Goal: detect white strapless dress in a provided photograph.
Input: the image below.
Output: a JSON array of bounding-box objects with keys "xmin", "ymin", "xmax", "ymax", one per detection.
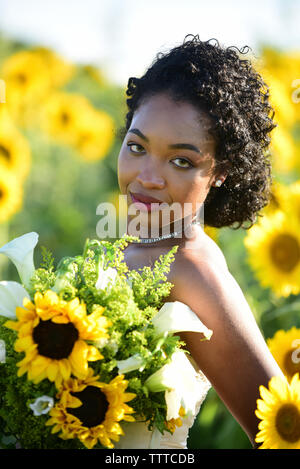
[{"xmin": 114, "ymin": 356, "xmax": 211, "ymax": 449}]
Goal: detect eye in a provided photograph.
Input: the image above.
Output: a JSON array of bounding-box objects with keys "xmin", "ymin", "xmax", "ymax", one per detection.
[
  {"xmin": 171, "ymin": 158, "xmax": 193, "ymax": 169},
  {"xmin": 127, "ymin": 143, "xmax": 144, "ymax": 154}
]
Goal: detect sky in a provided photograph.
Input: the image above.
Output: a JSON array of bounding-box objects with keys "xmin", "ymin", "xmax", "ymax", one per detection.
[{"xmin": 0, "ymin": 0, "xmax": 299, "ymax": 86}]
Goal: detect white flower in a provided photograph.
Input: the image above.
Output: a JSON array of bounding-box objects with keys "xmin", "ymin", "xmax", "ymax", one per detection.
[
  {"xmin": 116, "ymin": 354, "xmax": 146, "ymax": 374},
  {"xmin": 144, "ymin": 350, "xmax": 204, "ymax": 420},
  {"xmin": 152, "ymin": 301, "xmax": 213, "ymax": 339},
  {"xmin": 95, "ymin": 265, "xmax": 118, "ymax": 292},
  {"xmin": 29, "ymin": 396, "xmax": 54, "ymax": 416},
  {"xmin": 0, "ymin": 339, "xmax": 6, "ymax": 363},
  {"xmin": 94, "ymin": 337, "xmax": 119, "ymax": 355},
  {"xmin": 0, "ymin": 281, "xmax": 30, "ymax": 319},
  {"xmin": 0, "ymin": 232, "xmax": 39, "ymax": 289}
]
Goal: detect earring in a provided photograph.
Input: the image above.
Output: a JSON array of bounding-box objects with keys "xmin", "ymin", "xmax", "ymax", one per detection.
[{"xmin": 215, "ymin": 179, "xmax": 222, "ymax": 187}]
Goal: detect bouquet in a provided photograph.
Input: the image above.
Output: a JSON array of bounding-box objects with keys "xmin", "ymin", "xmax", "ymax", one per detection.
[{"xmin": 0, "ymin": 232, "xmax": 212, "ymax": 449}]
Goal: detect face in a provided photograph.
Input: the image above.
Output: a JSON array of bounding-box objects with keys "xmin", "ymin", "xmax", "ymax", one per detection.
[{"xmin": 117, "ymin": 92, "xmax": 218, "ymax": 237}]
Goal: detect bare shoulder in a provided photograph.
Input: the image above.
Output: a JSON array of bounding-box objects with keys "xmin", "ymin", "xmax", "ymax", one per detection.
[
  {"xmin": 168, "ymin": 241, "xmax": 246, "ymax": 319},
  {"xmin": 169, "ymin": 228, "xmax": 231, "ymax": 296},
  {"xmin": 182, "ymin": 227, "xmax": 229, "ymax": 273}
]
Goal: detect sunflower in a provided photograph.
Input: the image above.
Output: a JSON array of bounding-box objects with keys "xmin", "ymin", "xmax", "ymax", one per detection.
[
  {"xmin": 270, "ymin": 125, "xmax": 298, "ymax": 174},
  {"xmin": 45, "ymin": 370, "xmax": 136, "ymax": 449},
  {"xmin": 5, "ymin": 290, "xmax": 111, "ymax": 387},
  {"xmin": 244, "ymin": 210, "xmax": 300, "ymax": 297},
  {"xmin": 0, "ymin": 109, "xmax": 31, "ymax": 181},
  {"xmin": 258, "ymin": 50, "xmax": 300, "ymax": 174},
  {"xmin": 255, "ymin": 373, "xmax": 300, "ymax": 449},
  {"xmin": 1, "ymin": 49, "xmax": 52, "ymax": 125},
  {"xmin": 74, "ymin": 108, "xmax": 115, "ymax": 161},
  {"xmin": 30, "ymin": 46, "xmax": 75, "ymax": 88},
  {"xmin": 278, "ymin": 180, "xmax": 300, "ymax": 224},
  {"xmin": 267, "ymin": 328, "xmax": 300, "ymax": 382},
  {"xmin": 41, "ymin": 91, "xmax": 94, "ymax": 146},
  {"xmin": 0, "ymin": 165, "xmax": 23, "ymax": 223}
]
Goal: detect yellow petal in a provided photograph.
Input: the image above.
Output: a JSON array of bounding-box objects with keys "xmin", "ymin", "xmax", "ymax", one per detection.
[
  {"xmin": 47, "ymin": 361, "xmax": 59, "ymax": 382},
  {"xmin": 14, "ymin": 335, "xmax": 34, "ymax": 352},
  {"xmin": 58, "ymin": 359, "xmax": 71, "ymax": 381},
  {"xmin": 69, "ymin": 340, "xmax": 89, "ymax": 377},
  {"xmin": 87, "ymin": 346, "xmax": 103, "ymax": 361}
]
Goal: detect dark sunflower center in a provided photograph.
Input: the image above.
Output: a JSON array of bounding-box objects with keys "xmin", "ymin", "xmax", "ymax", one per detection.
[
  {"xmin": 16, "ymin": 73, "xmax": 27, "ymax": 84},
  {"xmin": 60, "ymin": 111, "xmax": 70, "ymax": 125},
  {"xmin": 32, "ymin": 319, "xmax": 79, "ymax": 359},
  {"xmin": 0, "ymin": 144, "xmax": 11, "ymax": 161},
  {"xmin": 67, "ymin": 386, "xmax": 109, "ymax": 428},
  {"xmin": 283, "ymin": 349, "xmax": 300, "ymax": 379},
  {"xmin": 270, "ymin": 234, "xmax": 300, "ymax": 272},
  {"xmin": 275, "ymin": 403, "xmax": 300, "ymax": 443}
]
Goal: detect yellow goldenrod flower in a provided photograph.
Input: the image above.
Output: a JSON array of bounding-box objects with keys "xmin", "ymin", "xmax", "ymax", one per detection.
[
  {"xmin": 45, "ymin": 370, "xmax": 136, "ymax": 449},
  {"xmin": 255, "ymin": 373, "xmax": 300, "ymax": 449},
  {"xmin": 244, "ymin": 210, "xmax": 300, "ymax": 298},
  {"xmin": 165, "ymin": 406, "xmax": 185, "ymax": 433},
  {"xmin": 0, "ymin": 165, "xmax": 23, "ymax": 223},
  {"xmin": 4, "ymin": 290, "xmax": 111, "ymax": 387},
  {"xmin": 267, "ymin": 328, "xmax": 300, "ymax": 383}
]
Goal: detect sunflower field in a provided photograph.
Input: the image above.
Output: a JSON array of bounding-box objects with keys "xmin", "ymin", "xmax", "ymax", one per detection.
[{"xmin": 0, "ymin": 32, "xmax": 299, "ymax": 449}]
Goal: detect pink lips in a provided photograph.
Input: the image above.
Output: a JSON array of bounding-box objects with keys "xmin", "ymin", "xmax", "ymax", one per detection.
[{"xmin": 130, "ymin": 192, "xmax": 163, "ymax": 212}]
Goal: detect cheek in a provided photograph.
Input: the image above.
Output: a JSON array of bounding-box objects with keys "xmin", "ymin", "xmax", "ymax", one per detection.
[
  {"xmin": 179, "ymin": 174, "xmax": 211, "ymax": 209},
  {"xmin": 117, "ymin": 149, "xmax": 134, "ymax": 192}
]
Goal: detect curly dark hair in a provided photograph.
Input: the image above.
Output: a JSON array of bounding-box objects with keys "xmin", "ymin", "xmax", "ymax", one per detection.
[{"xmin": 117, "ymin": 34, "xmax": 277, "ymax": 230}]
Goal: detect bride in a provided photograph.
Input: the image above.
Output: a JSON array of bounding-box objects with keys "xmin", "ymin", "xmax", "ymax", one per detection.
[{"xmin": 113, "ymin": 34, "xmax": 284, "ymax": 449}]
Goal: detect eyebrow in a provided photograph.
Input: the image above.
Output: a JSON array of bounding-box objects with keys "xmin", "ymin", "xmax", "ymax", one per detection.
[{"xmin": 127, "ymin": 128, "xmax": 203, "ymax": 155}]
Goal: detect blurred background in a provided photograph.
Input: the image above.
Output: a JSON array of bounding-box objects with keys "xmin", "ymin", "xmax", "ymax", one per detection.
[{"xmin": 0, "ymin": 0, "xmax": 299, "ymax": 449}]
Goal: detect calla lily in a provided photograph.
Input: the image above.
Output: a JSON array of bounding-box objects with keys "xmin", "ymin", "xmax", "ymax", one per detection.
[
  {"xmin": 116, "ymin": 353, "xmax": 146, "ymax": 374},
  {"xmin": 0, "ymin": 232, "xmax": 38, "ymax": 289},
  {"xmin": 152, "ymin": 301, "xmax": 213, "ymax": 339},
  {"xmin": 95, "ymin": 265, "xmax": 118, "ymax": 292},
  {"xmin": 144, "ymin": 350, "xmax": 205, "ymax": 420},
  {"xmin": 0, "ymin": 339, "xmax": 6, "ymax": 363},
  {"xmin": 116, "ymin": 302, "xmax": 212, "ymax": 376},
  {"xmin": 0, "ymin": 281, "xmax": 30, "ymax": 319}
]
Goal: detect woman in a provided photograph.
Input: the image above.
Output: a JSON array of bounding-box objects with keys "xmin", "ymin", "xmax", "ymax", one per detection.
[{"xmin": 115, "ymin": 34, "xmax": 284, "ymax": 449}]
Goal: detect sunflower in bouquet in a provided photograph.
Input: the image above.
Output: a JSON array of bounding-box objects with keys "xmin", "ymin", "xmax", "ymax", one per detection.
[{"xmin": 0, "ymin": 232, "xmax": 212, "ymax": 449}]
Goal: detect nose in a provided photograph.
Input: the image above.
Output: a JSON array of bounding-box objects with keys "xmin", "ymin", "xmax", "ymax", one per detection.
[{"xmin": 136, "ymin": 157, "xmax": 166, "ymax": 189}]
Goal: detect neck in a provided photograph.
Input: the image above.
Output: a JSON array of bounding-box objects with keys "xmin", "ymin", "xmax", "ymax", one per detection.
[{"xmin": 126, "ymin": 215, "xmax": 200, "ymax": 245}]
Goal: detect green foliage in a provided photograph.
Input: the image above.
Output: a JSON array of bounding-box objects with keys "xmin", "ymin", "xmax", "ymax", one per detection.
[{"xmin": 127, "ymin": 245, "xmax": 179, "ymax": 310}]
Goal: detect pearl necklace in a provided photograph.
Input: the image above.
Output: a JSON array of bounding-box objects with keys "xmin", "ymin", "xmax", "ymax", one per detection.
[{"xmin": 128, "ymin": 217, "xmax": 200, "ymax": 244}]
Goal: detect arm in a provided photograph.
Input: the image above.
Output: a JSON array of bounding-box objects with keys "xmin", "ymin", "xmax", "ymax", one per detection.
[{"xmin": 166, "ymin": 255, "xmax": 284, "ymax": 447}]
